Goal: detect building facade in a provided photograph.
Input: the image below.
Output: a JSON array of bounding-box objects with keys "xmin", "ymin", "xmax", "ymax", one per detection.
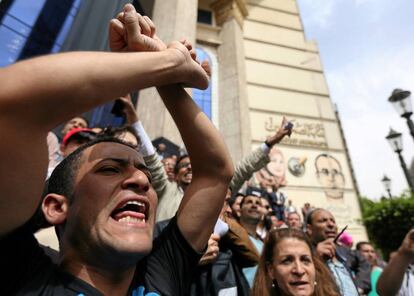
[{"xmin": 136, "ymin": 0, "xmax": 367, "ymax": 241}]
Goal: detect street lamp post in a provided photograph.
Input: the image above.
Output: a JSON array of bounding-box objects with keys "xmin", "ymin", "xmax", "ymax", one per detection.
[
  {"xmin": 385, "ymin": 128, "xmax": 414, "ymax": 193},
  {"xmin": 381, "ymin": 175, "xmax": 392, "ymax": 198},
  {"xmin": 388, "ymin": 88, "xmax": 414, "ymax": 142}
]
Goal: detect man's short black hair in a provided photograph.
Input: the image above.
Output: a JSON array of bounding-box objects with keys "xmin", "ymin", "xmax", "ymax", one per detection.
[
  {"xmin": 356, "ymin": 241, "xmax": 371, "ymax": 251},
  {"xmin": 98, "ymin": 125, "xmax": 141, "ymax": 148},
  {"xmin": 305, "ymin": 208, "xmax": 325, "ymax": 226},
  {"xmin": 47, "ymin": 136, "xmax": 137, "ymax": 202}
]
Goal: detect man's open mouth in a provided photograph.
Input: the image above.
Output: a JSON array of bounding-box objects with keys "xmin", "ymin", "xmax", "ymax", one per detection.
[{"xmin": 111, "ymin": 200, "xmax": 148, "ymax": 224}]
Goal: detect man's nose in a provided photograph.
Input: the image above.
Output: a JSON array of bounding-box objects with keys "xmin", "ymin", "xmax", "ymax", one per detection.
[{"xmin": 121, "ymin": 170, "xmax": 150, "ymax": 192}]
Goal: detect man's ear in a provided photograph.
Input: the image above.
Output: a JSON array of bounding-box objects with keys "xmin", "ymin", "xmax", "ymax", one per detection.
[{"xmin": 42, "ymin": 194, "xmax": 68, "ymax": 225}]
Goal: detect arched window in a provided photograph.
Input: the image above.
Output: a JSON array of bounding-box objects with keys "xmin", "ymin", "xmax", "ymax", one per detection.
[{"xmin": 193, "ymin": 46, "xmax": 219, "ymax": 127}]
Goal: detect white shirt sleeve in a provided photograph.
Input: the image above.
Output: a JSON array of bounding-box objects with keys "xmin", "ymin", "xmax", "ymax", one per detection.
[{"xmin": 131, "ymin": 121, "xmax": 156, "ymax": 156}]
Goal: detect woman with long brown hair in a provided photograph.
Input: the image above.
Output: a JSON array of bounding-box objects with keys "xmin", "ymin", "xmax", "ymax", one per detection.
[{"xmin": 252, "ymin": 228, "xmax": 339, "ymax": 296}]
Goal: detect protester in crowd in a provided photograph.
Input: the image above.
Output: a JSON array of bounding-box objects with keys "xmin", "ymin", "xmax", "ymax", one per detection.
[
  {"xmin": 269, "ymin": 214, "xmax": 281, "ymax": 229},
  {"xmin": 257, "ymin": 195, "xmax": 273, "ymax": 240},
  {"xmin": 356, "ymin": 241, "xmax": 383, "ymax": 296},
  {"xmin": 60, "ymin": 116, "xmax": 89, "ymax": 139},
  {"xmin": 302, "ymin": 202, "xmax": 313, "ymax": 220},
  {"xmin": 285, "ymin": 199, "xmax": 297, "ymax": 215},
  {"xmin": 238, "ymin": 187, "xmax": 266, "ymax": 287},
  {"xmin": 377, "ymin": 229, "xmax": 414, "ymax": 296},
  {"xmin": 162, "ymin": 156, "xmax": 177, "ymax": 182},
  {"xmin": 156, "ymin": 143, "xmax": 168, "ymax": 159},
  {"xmin": 0, "ymin": 5, "xmax": 233, "ymax": 295},
  {"xmin": 47, "ymin": 126, "xmax": 98, "ymax": 179},
  {"xmin": 189, "ymin": 189, "xmax": 258, "ymax": 296},
  {"xmin": 267, "ymin": 184, "xmax": 287, "ymax": 222},
  {"xmin": 306, "ymin": 208, "xmax": 371, "ymax": 295},
  {"xmin": 286, "ymin": 211, "xmax": 302, "ymax": 229},
  {"xmin": 60, "ymin": 127, "xmax": 97, "ymax": 157},
  {"xmin": 252, "ymin": 228, "xmax": 340, "ymax": 296}
]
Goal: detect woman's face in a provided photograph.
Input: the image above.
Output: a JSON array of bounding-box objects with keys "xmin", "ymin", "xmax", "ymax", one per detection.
[{"xmin": 267, "ymin": 238, "xmax": 316, "ymax": 296}]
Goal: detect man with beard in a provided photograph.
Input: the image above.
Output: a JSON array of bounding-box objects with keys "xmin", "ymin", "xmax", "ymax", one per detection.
[{"xmin": 306, "ymin": 208, "xmax": 371, "ymax": 295}]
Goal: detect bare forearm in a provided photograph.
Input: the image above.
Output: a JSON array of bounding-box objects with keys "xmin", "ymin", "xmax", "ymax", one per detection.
[
  {"xmin": 0, "ymin": 51, "xmax": 180, "ymax": 131},
  {"xmin": 157, "ymin": 84, "xmax": 233, "ymax": 251},
  {"xmin": 377, "ymin": 252, "xmax": 408, "ymax": 295}
]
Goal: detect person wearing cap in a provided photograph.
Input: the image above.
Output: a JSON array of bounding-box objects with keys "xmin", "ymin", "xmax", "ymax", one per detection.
[
  {"xmin": 60, "ymin": 127, "xmax": 97, "ymax": 157},
  {"xmin": 238, "ymin": 186, "xmax": 266, "ymax": 288},
  {"xmin": 306, "ymin": 208, "xmax": 371, "ymax": 295}
]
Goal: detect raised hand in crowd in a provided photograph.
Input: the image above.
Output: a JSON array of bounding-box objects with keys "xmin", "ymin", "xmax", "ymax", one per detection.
[
  {"xmin": 316, "ymin": 237, "xmax": 336, "ymax": 260},
  {"xmin": 265, "ymin": 116, "xmax": 293, "ymax": 147},
  {"xmin": 109, "ymin": 4, "xmax": 166, "ymax": 52},
  {"xmin": 118, "ymin": 94, "xmax": 138, "ymax": 124},
  {"xmin": 199, "ymin": 234, "xmax": 220, "ymax": 266},
  {"xmin": 377, "ymin": 229, "xmax": 414, "ymax": 296}
]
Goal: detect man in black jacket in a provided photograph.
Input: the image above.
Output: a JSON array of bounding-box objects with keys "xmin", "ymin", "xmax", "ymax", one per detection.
[{"xmin": 306, "ymin": 208, "xmax": 371, "ymax": 295}]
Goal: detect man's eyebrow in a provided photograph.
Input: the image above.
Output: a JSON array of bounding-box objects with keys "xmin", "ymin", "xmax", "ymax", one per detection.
[{"xmin": 98, "ymin": 158, "xmax": 149, "ymax": 171}]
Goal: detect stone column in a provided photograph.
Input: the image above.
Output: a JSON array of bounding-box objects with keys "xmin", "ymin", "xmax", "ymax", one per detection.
[
  {"xmin": 211, "ymin": 0, "xmax": 251, "ymax": 162},
  {"xmin": 136, "ymin": 0, "xmax": 198, "ymax": 146}
]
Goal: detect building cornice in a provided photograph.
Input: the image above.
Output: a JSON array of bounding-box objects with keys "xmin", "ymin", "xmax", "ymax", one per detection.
[{"xmin": 211, "ymin": 0, "xmax": 248, "ymax": 28}]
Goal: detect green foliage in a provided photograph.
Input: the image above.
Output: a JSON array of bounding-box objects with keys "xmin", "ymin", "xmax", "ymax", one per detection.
[{"xmin": 360, "ymin": 194, "xmax": 414, "ymax": 259}]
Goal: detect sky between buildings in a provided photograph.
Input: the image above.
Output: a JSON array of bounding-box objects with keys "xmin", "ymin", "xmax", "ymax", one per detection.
[{"xmin": 297, "ymin": 0, "xmax": 414, "ymax": 199}]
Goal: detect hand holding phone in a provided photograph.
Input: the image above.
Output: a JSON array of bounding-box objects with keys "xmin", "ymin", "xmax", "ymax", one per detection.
[{"xmin": 284, "ymin": 121, "xmax": 294, "ymax": 130}]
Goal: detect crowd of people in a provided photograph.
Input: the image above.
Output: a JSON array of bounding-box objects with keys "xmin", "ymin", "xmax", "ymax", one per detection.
[{"xmin": 0, "ymin": 4, "xmax": 413, "ymax": 296}]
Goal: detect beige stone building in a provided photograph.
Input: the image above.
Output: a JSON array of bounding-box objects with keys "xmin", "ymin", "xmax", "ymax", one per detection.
[{"xmin": 135, "ymin": 0, "xmax": 367, "ymax": 242}]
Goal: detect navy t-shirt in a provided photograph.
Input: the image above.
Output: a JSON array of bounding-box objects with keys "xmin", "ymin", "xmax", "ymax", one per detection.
[{"xmin": 0, "ymin": 217, "xmax": 201, "ymax": 295}]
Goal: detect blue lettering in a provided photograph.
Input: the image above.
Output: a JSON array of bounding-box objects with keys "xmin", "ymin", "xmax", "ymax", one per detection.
[{"xmin": 132, "ymin": 285, "xmax": 160, "ymax": 296}]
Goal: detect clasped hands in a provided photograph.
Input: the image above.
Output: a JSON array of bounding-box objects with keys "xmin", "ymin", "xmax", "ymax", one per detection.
[{"xmin": 109, "ymin": 4, "xmax": 210, "ymax": 89}]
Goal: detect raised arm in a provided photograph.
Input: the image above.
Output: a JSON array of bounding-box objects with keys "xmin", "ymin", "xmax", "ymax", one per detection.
[
  {"xmin": 111, "ymin": 4, "xmax": 233, "ymax": 251},
  {"xmin": 230, "ymin": 116, "xmax": 292, "ymax": 193},
  {"xmin": 0, "ymin": 44, "xmax": 208, "ymax": 238},
  {"xmin": 377, "ymin": 229, "xmax": 414, "ymax": 295},
  {"xmin": 119, "ymin": 95, "xmax": 171, "ymax": 200},
  {"xmin": 157, "ymin": 84, "xmax": 233, "ymax": 252}
]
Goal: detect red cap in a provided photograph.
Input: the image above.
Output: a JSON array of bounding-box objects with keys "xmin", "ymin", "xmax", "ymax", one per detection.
[{"xmin": 62, "ymin": 128, "xmax": 96, "ymax": 146}]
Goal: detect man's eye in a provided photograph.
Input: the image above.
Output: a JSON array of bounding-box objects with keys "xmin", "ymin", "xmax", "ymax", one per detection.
[{"xmin": 99, "ymin": 166, "xmax": 119, "ymax": 173}]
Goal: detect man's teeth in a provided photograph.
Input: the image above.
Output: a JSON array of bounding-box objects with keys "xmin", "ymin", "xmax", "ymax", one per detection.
[
  {"xmin": 125, "ymin": 201, "xmax": 144, "ymax": 207},
  {"xmin": 117, "ymin": 216, "xmax": 144, "ymax": 223}
]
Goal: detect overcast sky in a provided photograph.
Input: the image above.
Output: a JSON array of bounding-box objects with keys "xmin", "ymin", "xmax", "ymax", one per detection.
[{"xmin": 296, "ymin": 0, "xmax": 414, "ymax": 199}]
